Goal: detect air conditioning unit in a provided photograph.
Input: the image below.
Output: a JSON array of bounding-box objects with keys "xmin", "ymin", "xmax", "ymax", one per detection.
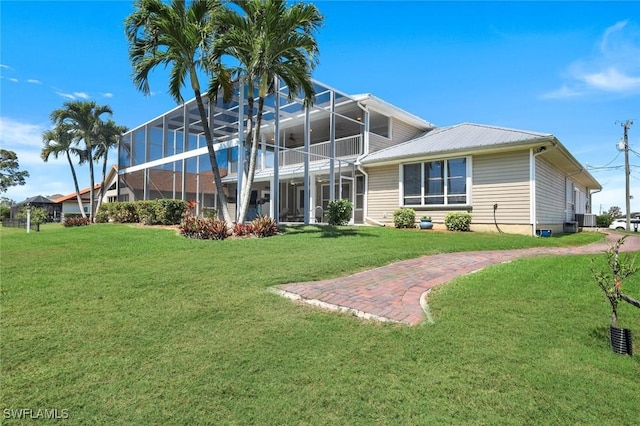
[{"xmin": 575, "ymin": 213, "xmax": 597, "ymax": 227}]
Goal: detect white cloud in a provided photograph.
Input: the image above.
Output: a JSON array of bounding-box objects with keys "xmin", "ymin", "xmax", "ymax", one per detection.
[
  {"xmin": 0, "ymin": 117, "xmax": 51, "ymax": 169},
  {"xmin": 0, "ymin": 64, "xmax": 11, "ymax": 70},
  {"xmin": 541, "ymin": 84, "xmax": 584, "ymax": 99},
  {"xmin": 54, "ymin": 91, "xmax": 91, "ymax": 100},
  {"xmin": 545, "ymin": 20, "xmax": 640, "ymax": 98},
  {"xmin": 581, "ymin": 67, "xmax": 640, "ymax": 91},
  {"xmin": 27, "ymin": 79, "xmax": 42, "ymax": 84},
  {"xmin": 600, "ymin": 20, "xmax": 628, "ymax": 53},
  {"xmin": 102, "ymin": 92, "xmax": 114, "ymax": 98},
  {"xmin": 0, "ymin": 116, "xmax": 89, "ymax": 202},
  {"xmin": 0, "ymin": 117, "xmax": 46, "ymax": 150},
  {"xmin": 73, "ymin": 92, "xmax": 90, "ymax": 100},
  {"xmin": 8, "ymin": 78, "xmax": 18, "ymax": 83},
  {"xmin": 55, "ymin": 91, "xmax": 76, "ymax": 100}
]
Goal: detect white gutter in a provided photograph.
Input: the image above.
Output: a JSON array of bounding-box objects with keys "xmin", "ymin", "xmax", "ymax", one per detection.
[
  {"xmin": 530, "ymin": 142, "xmax": 558, "ymax": 236},
  {"xmin": 588, "ymin": 188, "xmax": 602, "ymax": 216}
]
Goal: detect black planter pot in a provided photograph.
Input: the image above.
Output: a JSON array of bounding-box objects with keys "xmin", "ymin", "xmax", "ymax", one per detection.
[{"xmin": 610, "ymin": 326, "xmax": 633, "ymax": 356}]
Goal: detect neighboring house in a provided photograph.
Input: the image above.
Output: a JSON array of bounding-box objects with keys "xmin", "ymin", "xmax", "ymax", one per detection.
[
  {"xmin": 10, "ymin": 195, "xmax": 62, "ymax": 222},
  {"xmin": 53, "ymin": 185, "xmax": 101, "ymax": 218},
  {"xmin": 53, "ymin": 165, "xmax": 120, "ymax": 218},
  {"xmin": 117, "ymin": 79, "xmax": 600, "ymax": 235}
]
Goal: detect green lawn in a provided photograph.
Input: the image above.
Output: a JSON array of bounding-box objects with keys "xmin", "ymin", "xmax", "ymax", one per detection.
[{"xmin": 1, "ymin": 224, "xmax": 638, "ymax": 424}]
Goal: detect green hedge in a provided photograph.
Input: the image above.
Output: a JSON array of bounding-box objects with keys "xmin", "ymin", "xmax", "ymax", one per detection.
[{"xmin": 96, "ymin": 199, "xmax": 188, "ymax": 225}]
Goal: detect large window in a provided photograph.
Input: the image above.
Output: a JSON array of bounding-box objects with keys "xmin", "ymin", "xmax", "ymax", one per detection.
[{"xmin": 402, "ymin": 158, "xmax": 468, "ymax": 206}]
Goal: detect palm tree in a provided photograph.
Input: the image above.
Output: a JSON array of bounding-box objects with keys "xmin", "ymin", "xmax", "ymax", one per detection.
[
  {"xmin": 94, "ymin": 120, "xmax": 128, "ymax": 214},
  {"xmin": 41, "ymin": 123, "xmax": 87, "ymax": 218},
  {"xmin": 213, "ymin": 0, "xmax": 322, "ymax": 224},
  {"xmin": 125, "ymin": 0, "xmax": 233, "ymax": 223},
  {"xmin": 50, "ymin": 100, "xmax": 113, "ymax": 221}
]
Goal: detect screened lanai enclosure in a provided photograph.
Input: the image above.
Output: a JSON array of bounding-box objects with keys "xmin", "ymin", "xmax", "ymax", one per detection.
[{"xmin": 117, "ymin": 79, "xmax": 379, "ymax": 224}]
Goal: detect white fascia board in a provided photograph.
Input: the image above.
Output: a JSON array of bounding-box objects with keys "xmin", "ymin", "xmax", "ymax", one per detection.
[
  {"xmin": 119, "ymin": 139, "xmax": 238, "ymax": 175},
  {"xmin": 351, "ymin": 93, "xmax": 434, "ymax": 129}
]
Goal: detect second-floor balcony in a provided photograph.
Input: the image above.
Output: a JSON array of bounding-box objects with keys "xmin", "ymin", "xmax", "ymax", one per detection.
[{"xmin": 229, "ymin": 134, "xmax": 362, "ymax": 174}]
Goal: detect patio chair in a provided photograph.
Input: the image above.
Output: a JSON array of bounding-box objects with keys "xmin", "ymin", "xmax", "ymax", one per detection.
[{"xmin": 315, "ymin": 206, "xmax": 324, "ymax": 223}]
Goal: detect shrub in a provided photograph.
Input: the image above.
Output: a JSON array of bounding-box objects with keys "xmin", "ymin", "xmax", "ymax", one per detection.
[
  {"xmin": 327, "ymin": 199, "xmax": 353, "ymax": 226},
  {"xmin": 207, "ymin": 218, "xmax": 230, "ymax": 240},
  {"xmin": 444, "ymin": 212, "xmax": 472, "ymax": 231},
  {"xmin": 95, "ymin": 205, "xmax": 109, "ymax": 223},
  {"xmin": 596, "ymin": 213, "xmax": 613, "ymax": 228},
  {"xmin": 135, "ymin": 201, "xmax": 158, "ymax": 225},
  {"xmin": 179, "ymin": 211, "xmax": 229, "ymax": 240},
  {"xmin": 108, "ymin": 202, "xmax": 139, "ymax": 223},
  {"xmin": 233, "ymin": 222, "xmax": 252, "ymax": 237},
  {"xmin": 250, "ymin": 215, "xmax": 279, "ymax": 238},
  {"xmin": 202, "ymin": 207, "xmax": 218, "ymax": 220},
  {"xmin": 16, "ymin": 206, "xmax": 48, "ymax": 224},
  {"xmin": 97, "ymin": 200, "xmax": 187, "ymax": 225},
  {"xmin": 393, "ymin": 208, "xmax": 416, "ymax": 228},
  {"xmin": 63, "ymin": 217, "xmax": 91, "ymax": 227},
  {"xmin": 155, "ymin": 199, "xmax": 187, "ymax": 225},
  {"xmin": 0, "ymin": 205, "xmax": 10, "ymax": 219}
]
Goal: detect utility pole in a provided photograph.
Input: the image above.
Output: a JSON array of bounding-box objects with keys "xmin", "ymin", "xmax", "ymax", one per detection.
[{"xmin": 623, "ymin": 120, "xmax": 634, "ymax": 231}]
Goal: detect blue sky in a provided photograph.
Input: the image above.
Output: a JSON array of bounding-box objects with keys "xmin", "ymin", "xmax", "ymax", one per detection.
[{"xmin": 1, "ymin": 1, "xmax": 639, "ymax": 214}]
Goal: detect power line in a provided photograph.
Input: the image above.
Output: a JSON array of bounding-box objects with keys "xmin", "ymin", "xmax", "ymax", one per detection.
[{"xmin": 586, "ymin": 150, "xmax": 622, "ymax": 170}]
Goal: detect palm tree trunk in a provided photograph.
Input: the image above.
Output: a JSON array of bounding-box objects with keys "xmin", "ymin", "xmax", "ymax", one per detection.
[
  {"xmin": 193, "ymin": 88, "xmax": 232, "ymax": 224},
  {"xmin": 95, "ymin": 155, "xmax": 108, "ymax": 215},
  {"xmin": 88, "ymin": 146, "xmax": 96, "ymax": 222},
  {"xmin": 237, "ymin": 94, "xmax": 263, "ymax": 224},
  {"xmin": 66, "ymin": 151, "xmax": 87, "ymax": 219}
]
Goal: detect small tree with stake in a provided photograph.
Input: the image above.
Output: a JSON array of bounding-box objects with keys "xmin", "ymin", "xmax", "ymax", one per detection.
[{"xmin": 591, "ymin": 236, "xmax": 640, "ymax": 354}]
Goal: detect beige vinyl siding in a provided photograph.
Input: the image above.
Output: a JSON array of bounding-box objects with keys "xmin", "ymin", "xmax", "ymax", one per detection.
[
  {"xmin": 472, "ymin": 151, "xmax": 531, "ymax": 224},
  {"xmin": 365, "ymin": 164, "xmax": 400, "ymax": 224},
  {"xmin": 536, "ymin": 156, "xmax": 566, "ymax": 224},
  {"xmin": 369, "ymin": 119, "xmax": 425, "ymax": 153}
]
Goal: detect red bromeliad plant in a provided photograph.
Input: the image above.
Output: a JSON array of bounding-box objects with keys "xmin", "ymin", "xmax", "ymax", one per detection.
[
  {"xmin": 232, "ymin": 222, "xmax": 253, "ymax": 237},
  {"xmin": 179, "ymin": 210, "xmax": 229, "ymax": 240},
  {"xmin": 249, "ymin": 215, "xmax": 279, "ymax": 238}
]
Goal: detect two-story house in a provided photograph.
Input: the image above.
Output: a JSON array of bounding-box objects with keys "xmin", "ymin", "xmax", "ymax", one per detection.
[{"xmin": 117, "ymin": 78, "xmax": 601, "ymax": 235}]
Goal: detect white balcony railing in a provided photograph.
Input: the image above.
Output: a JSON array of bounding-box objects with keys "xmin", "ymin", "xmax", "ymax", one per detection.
[
  {"xmin": 279, "ymin": 135, "xmax": 361, "ymax": 166},
  {"xmin": 229, "ymin": 134, "xmax": 361, "ymax": 173}
]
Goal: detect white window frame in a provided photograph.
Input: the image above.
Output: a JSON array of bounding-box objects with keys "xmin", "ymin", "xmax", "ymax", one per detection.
[{"xmin": 399, "ymin": 156, "xmax": 472, "ymax": 207}]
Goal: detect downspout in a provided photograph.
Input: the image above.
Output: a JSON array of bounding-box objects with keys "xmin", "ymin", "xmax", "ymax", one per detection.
[
  {"xmin": 356, "ymin": 163, "xmax": 378, "ymax": 225},
  {"xmin": 356, "ymin": 101, "xmax": 378, "ymax": 226},
  {"xmin": 531, "ymin": 142, "xmax": 558, "ymax": 236},
  {"xmin": 588, "ymin": 188, "xmax": 602, "ymax": 215}
]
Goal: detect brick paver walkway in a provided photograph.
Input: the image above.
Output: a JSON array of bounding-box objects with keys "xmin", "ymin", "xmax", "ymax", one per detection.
[{"xmin": 274, "ymin": 232, "xmax": 640, "ymax": 325}]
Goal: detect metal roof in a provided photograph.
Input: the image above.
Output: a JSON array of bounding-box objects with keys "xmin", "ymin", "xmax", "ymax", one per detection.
[
  {"xmin": 222, "ymin": 157, "xmax": 358, "ymax": 183},
  {"xmin": 350, "ymin": 93, "xmax": 434, "ymax": 129},
  {"xmin": 359, "ymin": 122, "xmax": 601, "ymax": 190},
  {"xmin": 360, "ymin": 123, "xmax": 551, "ymax": 164}
]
